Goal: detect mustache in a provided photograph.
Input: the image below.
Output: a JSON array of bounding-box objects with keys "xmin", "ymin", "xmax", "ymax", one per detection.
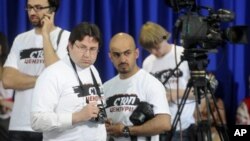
[{"xmin": 118, "ymin": 62, "xmax": 128, "ymax": 66}]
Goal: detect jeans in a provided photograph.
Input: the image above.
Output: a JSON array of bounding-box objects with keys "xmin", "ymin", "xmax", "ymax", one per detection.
[{"xmin": 8, "ymin": 131, "xmax": 42, "ymax": 141}]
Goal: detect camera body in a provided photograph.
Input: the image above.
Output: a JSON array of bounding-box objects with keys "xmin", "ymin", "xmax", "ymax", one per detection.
[
  {"xmin": 90, "ymin": 104, "xmax": 107, "ymax": 124},
  {"xmin": 130, "ymin": 101, "xmax": 154, "ymax": 125},
  {"xmin": 166, "ymin": 0, "xmax": 248, "ymax": 50}
]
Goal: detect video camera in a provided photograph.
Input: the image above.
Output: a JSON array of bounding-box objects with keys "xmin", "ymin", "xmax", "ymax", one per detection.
[
  {"xmin": 165, "ymin": 0, "xmax": 249, "ymax": 73},
  {"xmin": 165, "ymin": 0, "xmax": 249, "ymax": 51}
]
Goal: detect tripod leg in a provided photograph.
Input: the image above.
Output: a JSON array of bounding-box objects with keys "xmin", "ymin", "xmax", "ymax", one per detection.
[
  {"xmin": 206, "ymin": 81, "xmax": 230, "ymax": 141},
  {"xmin": 168, "ymin": 81, "xmax": 193, "ymax": 141}
]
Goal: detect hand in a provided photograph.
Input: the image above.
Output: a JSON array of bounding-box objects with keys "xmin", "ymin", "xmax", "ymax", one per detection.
[
  {"xmin": 105, "ymin": 118, "xmax": 112, "ymax": 126},
  {"xmin": 105, "ymin": 122, "xmax": 125, "ymax": 137},
  {"xmin": 72, "ymin": 101, "xmax": 100, "ymax": 124},
  {"xmin": 41, "ymin": 12, "xmax": 55, "ymax": 36}
]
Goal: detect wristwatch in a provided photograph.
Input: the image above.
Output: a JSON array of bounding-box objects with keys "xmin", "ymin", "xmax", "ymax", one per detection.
[{"xmin": 122, "ymin": 126, "xmax": 130, "ymax": 138}]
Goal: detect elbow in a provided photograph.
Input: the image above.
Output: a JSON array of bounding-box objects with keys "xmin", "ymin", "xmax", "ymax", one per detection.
[
  {"xmin": 165, "ymin": 122, "xmax": 172, "ymax": 131},
  {"xmin": 31, "ymin": 113, "xmax": 43, "ymax": 132},
  {"xmin": 163, "ymin": 115, "xmax": 172, "ymax": 131}
]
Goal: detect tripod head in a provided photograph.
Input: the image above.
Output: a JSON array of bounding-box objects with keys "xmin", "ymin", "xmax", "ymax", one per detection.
[{"xmin": 182, "ymin": 48, "xmax": 209, "ymax": 99}]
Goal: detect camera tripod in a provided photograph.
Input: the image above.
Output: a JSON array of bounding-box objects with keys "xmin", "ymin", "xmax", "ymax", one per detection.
[{"xmin": 164, "ymin": 49, "xmax": 230, "ymax": 141}]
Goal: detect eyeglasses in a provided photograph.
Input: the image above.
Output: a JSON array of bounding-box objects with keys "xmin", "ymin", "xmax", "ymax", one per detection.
[
  {"xmin": 74, "ymin": 42, "xmax": 99, "ymax": 55},
  {"xmin": 25, "ymin": 5, "xmax": 51, "ymax": 12}
]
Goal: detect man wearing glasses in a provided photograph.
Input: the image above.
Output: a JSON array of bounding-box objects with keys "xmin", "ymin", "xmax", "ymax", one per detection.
[
  {"xmin": 2, "ymin": 0, "xmax": 70, "ymax": 140},
  {"xmin": 31, "ymin": 22, "xmax": 106, "ymax": 141}
]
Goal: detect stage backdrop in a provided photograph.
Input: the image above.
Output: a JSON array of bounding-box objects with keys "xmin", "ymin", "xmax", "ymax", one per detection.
[{"xmin": 0, "ymin": 0, "xmax": 250, "ymax": 127}]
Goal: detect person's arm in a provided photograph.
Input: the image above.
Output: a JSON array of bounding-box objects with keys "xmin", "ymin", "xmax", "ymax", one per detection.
[
  {"xmin": 106, "ymin": 114, "xmax": 171, "ymax": 137},
  {"xmin": 31, "ymin": 112, "xmax": 72, "ymax": 132},
  {"xmin": 129, "ymin": 114, "xmax": 171, "ymax": 136},
  {"xmin": 2, "ymin": 67, "xmax": 37, "ymax": 90},
  {"xmin": 31, "ymin": 102, "xmax": 100, "ymax": 132},
  {"xmin": 42, "ymin": 32, "xmax": 59, "ymax": 67},
  {"xmin": 72, "ymin": 102, "xmax": 100, "ymax": 124},
  {"xmin": 41, "ymin": 12, "xmax": 60, "ymax": 67},
  {"xmin": 167, "ymin": 88, "xmax": 195, "ymax": 102}
]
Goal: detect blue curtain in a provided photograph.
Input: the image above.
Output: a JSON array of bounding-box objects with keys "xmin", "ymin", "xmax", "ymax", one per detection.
[{"xmin": 1, "ymin": 0, "xmax": 250, "ymax": 127}]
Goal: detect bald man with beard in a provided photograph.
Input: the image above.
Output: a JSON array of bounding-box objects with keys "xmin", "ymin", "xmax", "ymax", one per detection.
[{"xmin": 104, "ymin": 33, "xmax": 171, "ymax": 141}]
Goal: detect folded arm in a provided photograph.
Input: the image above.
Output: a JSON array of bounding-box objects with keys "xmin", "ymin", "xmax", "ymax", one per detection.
[
  {"xmin": 106, "ymin": 114, "xmax": 171, "ymax": 137},
  {"xmin": 2, "ymin": 67, "xmax": 37, "ymax": 90}
]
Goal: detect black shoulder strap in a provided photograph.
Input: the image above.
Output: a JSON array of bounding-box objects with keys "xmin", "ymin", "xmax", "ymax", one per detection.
[{"xmin": 55, "ymin": 29, "xmax": 64, "ymax": 51}]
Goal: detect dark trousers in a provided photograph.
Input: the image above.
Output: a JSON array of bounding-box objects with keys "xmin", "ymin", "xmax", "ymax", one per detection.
[
  {"xmin": 0, "ymin": 118, "xmax": 10, "ymax": 141},
  {"xmin": 8, "ymin": 131, "xmax": 42, "ymax": 141}
]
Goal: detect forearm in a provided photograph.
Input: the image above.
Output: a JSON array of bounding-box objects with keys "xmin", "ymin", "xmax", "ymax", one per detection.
[
  {"xmin": 167, "ymin": 88, "xmax": 195, "ymax": 102},
  {"xmin": 3, "ymin": 67, "xmax": 37, "ymax": 90},
  {"xmin": 129, "ymin": 114, "xmax": 171, "ymax": 136},
  {"xmin": 72, "ymin": 111, "xmax": 88, "ymax": 124},
  {"xmin": 42, "ymin": 34, "xmax": 59, "ymax": 67}
]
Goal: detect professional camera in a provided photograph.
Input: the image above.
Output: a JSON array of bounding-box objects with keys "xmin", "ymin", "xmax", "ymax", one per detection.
[
  {"xmin": 165, "ymin": 0, "xmax": 249, "ymax": 51},
  {"xmin": 90, "ymin": 104, "xmax": 107, "ymax": 124},
  {"xmin": 130, "ymin": 101, "xmax": 154, "ymax": 125}
]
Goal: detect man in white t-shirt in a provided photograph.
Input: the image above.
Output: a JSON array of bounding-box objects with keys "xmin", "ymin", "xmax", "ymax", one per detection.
[
  {"xmin": 31, "ymin": 22, "xmax": 106, "ymax": 141},
  {"xmin": 104, "ymin": 32, "xmax": 171, "ymax": 141},
  {"xmin": 2, "ymin": 0, "xmax": 70, "ymax": 140},
  {"xmin": 139, "ymin": 22, "xmax": 196, "ymax": 141}
]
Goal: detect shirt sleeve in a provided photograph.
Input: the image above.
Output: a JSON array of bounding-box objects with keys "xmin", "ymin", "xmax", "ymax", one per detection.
[
  {"xmin": 31, "ymin": 112, "xmax": 72, "ymax": 132},
  {"xmin": 3, "ymin": 37, "xmax": 20, "ymax": 69},
  {"xmin": 56, "ymin": 31, "xmax": 70, "ymax": 59},
  {"xmin": 145, "ymin": 74, "xmax": 171, "ymax": 116},
  {"xmin": 31, "ymin": 67, "xmax": 72, "ymax": 132}
]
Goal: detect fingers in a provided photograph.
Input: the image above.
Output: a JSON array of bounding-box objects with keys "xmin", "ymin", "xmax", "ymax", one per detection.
[
  {"xmin": 43, "ymin": 12, "xmax": 54, "ymax": 20},
  {"xmin": 86, "ymin": 101, "xmax": 100, "ymax": 120},
  {"xmin": 105, "ymin": 118, "xmax": 112, "ymax": 125}
]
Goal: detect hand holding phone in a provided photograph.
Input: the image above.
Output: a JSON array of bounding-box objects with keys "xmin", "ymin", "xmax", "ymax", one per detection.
[{"xmin": 40, "ymin": 9, "xmax": 55, "ymax": 36}]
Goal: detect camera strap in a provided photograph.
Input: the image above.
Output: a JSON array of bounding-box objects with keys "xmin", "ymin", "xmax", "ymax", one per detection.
[
  {"xmin": 68, "ymin": 55, "xmax": 101, "ymax": 97},
  {"xmin": 55, "ymin": 29, "xmax": 64, "ymax": 52},
  {"xmin": 68, "ymin": 55, "xmax": 107, "ymax": 116}
]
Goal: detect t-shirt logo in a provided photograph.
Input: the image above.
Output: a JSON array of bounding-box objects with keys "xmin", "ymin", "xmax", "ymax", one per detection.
[
  {"xmin": 20, "ymin": 48, "xmax": 44, "ymax": 64},
  {"xmin": 106, "ymin": 94, "xmax": 139, "ymax": 108},
  {"xmin": 106, "ymin": 94, "xmax": 140, "ymax": 113},
  {"xmin": 73, "ymin": 84, "xmax": 103, "ymax": 102},
  {"xmin": 151, "ymin": 68, "xmax": 183, "ymax": 84},
  {"xmin": 73, "ymin": 84, "xmax": 97, "ymax": 97}
]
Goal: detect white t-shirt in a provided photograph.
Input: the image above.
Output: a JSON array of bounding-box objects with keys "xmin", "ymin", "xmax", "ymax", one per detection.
[
  {"xmin": 104, "ymin": 69, "xmax": 171, "ymax": 141},
  {"xmin": 4, "ymin": 27, "xmax": 70, "ymax": 131},
  {"xmin": 142, "ymin": 44, "xmax": 195, "ymax": 131},
  {"xmin": 31, "ymin": 56, "xmax": 106, "ymax": 141}
]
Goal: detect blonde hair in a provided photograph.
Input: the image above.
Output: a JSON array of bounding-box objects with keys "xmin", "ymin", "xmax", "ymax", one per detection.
[{"xmin": 139, "ymin": 21, "xmax": 171, "ymax": 49}]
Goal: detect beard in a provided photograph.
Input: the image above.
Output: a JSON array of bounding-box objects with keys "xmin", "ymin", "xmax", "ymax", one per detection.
[
  {"xmin": 29, "ymin": 16, "xmax": 43, "ymax": 28},
  {"xmin": 31, "ymin": 20, "xmax": 42, "ymax": 28},
  {"xmin": 117, "ymin": 63, "xmax": 130, "ymax": 74}
]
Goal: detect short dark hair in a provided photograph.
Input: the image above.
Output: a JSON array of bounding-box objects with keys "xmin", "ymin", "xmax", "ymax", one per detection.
[
  {"xmin": 69, "ymin": 22, "xmax": 102, "ymax": 47},
  {"xmin": 48, "ymin": 0, "xmax": 60, "ymax": 12}
]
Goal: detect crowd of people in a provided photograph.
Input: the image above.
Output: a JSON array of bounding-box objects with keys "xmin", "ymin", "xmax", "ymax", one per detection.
[{"xmin": 0, "ymin": 0, "xmax": 250, "ymax": 141}]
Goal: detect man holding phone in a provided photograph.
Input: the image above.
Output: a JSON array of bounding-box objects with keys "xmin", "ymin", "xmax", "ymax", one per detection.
[{"xmin": 2, "ymin": 0, "xmax": 70, "ymax": 141}]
